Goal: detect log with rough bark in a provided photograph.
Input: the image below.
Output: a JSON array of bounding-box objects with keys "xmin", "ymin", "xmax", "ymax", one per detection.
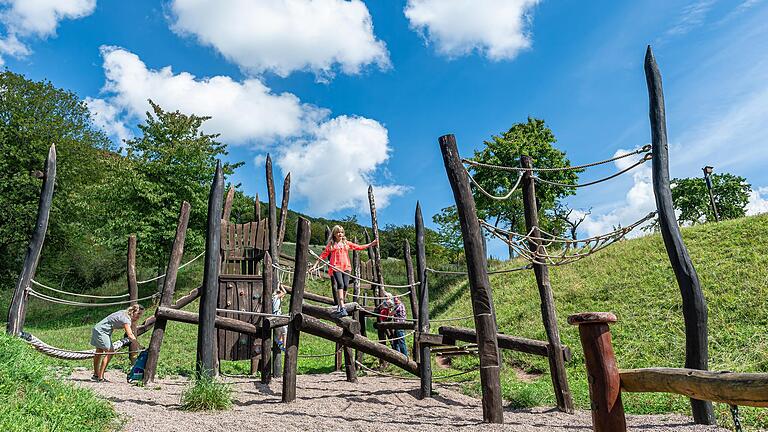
[
  {"xmin": 261, "ymin": 252, "xmax": 274, "ymax": 383},
  {"xmin": 282, "ymin": 217, "xmax": 310, "ymax": 403},
  {"xmin": 438, "ymin": 326, "xmax": 571, "ymax": 362},
  {"xmin": 415, "ymin": 202, "xmax": 431, "ymax": 399},
  {"xmin": 135, "ymin": 286, "xmax": 200, "ymax": 336}
]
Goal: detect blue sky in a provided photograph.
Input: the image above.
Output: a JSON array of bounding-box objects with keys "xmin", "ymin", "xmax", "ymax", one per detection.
[{"xmin": 2, "ymin": 0, "xmax": 767, "ymax": 257}]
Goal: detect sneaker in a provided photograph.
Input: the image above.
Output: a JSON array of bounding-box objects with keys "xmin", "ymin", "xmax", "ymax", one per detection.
[
  {"xmin": 277, "ymin": 341, "xmax": 285, "ymax": 352},
  {"xmin": 99, "ymin": 377, "xmax": 111, "ymax": 383},
  {"xmin": 90, "ymin": 374, "xmax": 99, "ymax": 381}
]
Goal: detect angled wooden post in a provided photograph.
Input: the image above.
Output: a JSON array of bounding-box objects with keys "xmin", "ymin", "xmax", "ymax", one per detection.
[
  {"xmin": 568, "ymin": 312, "xmax": 626, "ymax": 432},
  {"xmin": 267, "ymin": 155, "xmax": 279, "ymax": 296},
  {"xmin": 254, "ymin": 194, "xmax": 261, "ymax": 225},
  {"xmin": 222, "ymin": 185, "xmax": 235, "ymax": 222},
  {"xmin": 277, "ymin": 173, "xmax": 291, "ymax": 249},
  {"xmin": 283, "ymin": 217, "xmax": 310, "ymax": 403},
  {"xmin": 7, "ymin": 144, "xmax": 56, "ymax": 336},
  {"xmin": 144, "ymin": 201, "xmax": 191, "ymax": 383},
  {"xmin": 127, "ymin": 235, "xmax": 139, "ymax": 363},
  {"xmin": 367, "ymin": 186, "xmax": 385, "ymax": 300},
  {"xmin": 521, "ymin": 155, "xmax": 574, "ymax": 413},
  {"xmin": 415, "ymin": 202, "xmax": 432, "ymax": 399},
  {"xmin": 261, "ymin": 252, "xmax": 274, "ymax": 383},
  {"xmin": 645, "ymin": 45, "xmax": 714, "ymax": 424},
  {"xmin": 439, "ymin": 135, "xmax": 503, "ymax": 423},
  {"xmin": 404, "ymin": 239, "xmax": 419, "ymax": 362},
  {"xmin": 197, "ymin": 162, "xmax": 223, "ymax": 379},
  {"xmin": 352, "ymin": 246, "xmax": 365, "ymax": 364}
]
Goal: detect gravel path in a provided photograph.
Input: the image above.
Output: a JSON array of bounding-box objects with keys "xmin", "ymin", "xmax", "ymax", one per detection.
[{"xmin": 69, "ymin": 369, "xmax": 727, "ymax": 432}]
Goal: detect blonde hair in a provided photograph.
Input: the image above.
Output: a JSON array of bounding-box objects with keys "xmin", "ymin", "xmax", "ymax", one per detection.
[
  {"xmin": 126, "ymin": 304, "xmax": 145, "ymax": 319},
  {"xmin": 328, "ymin": 225, "xmax": 347, "ymax": 247}
]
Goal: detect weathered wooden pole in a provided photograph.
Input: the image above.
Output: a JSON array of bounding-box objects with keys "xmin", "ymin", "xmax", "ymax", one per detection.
[
  {"xmin": 404, "ymin": 239, "xmax": 419, "ymax": 362},
  {"xmin": 277, "ymin": 173, "xmax": 291, "ymax": 249},
  {"xmin": 7, "ymin": 144, "xmax": 56, "ymax": 336},
  {"xmin": 196, "ymin": 162, "xmax": 224, "ymax": 379},
  {"xmin": 144, "ymin": 201, "xmax": 191, "ymax": 383},
  {"xmin": 367, "ymin": 186, "xmax": 385, "ymax": 299},
  {"xmin": 645, "ymin": 45, "xmax": 714, "ymax": 425},
  {"xmin": 283, "ymin": 217, "xmax": 310, "ymax": 403},
  {"xmin": 127, "ymin": 235, "xmax": 139, "ymax": 363},
  {"xmin": 352, "ymin": 247, "xmax": 365, "ymax": 364},
  {"xmin": 261, "ymin": 252, "xmax": 274, "ymax": 383},
  {"xmin": 266, "ymin": 155, "xmax": 279, "ymax": 296},
  {"xmin": 521, "ymin": 155, "xmax": 574, "ymax": 413},
  {"xmin": 222, "ymin": 185, "xmax": 235, "ymax": 221},
  {"xmin": 568, "ymin": 312, "xmax": 626, "ymax": 432},
  {"xmin": 254, "ymin": 194, "xmax": 261, "ymax": 225},
  {"xmin": 415, "ymin": 202, "xmax": 432, "ymax": 399},
  {"xmin": 439, "ymin": 135, "xmax": 503, "ymax": 423}
]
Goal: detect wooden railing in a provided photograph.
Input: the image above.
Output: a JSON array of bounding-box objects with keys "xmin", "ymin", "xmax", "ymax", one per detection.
[{"xmin": 568, "ymin": 312, "xmax": 768, "ymax": 431}]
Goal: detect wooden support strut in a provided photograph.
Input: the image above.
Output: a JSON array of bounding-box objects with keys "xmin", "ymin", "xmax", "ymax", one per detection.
[
  {"xmin": 283, "ymin": 217, "xmax": 310, "ymax": 403},
  {"xmin": 277, "ymin": 173, "xmax": 291, "ymax": 250},
  {"xmin": 367, "ymin": 188, "xmax": 385, "ymax": 302},
  {"xmin": 415, "ymin": 202, "xmax": 432, "ymax": 399},
  {"xmin": 352, "ymin": 247, "xmax": 364, "ymax": 365},
  {"xmin": 439, "ymin": 135, "xmax": 503, "ymax": 423},
  {"xmin": 197, "ymin": 162, "xmax": 223, "ymax": 379},
  {"xmin": 135, "ymin": 286, "xmax": 200, "ymax": 336},
  {"xmin": 521, "ymin": 154, "xmax": 574, "ymax": 414},
  {"xmin": 267, "ymin": 155, "xmax": 279, "ymax": 298},
  {"xmin": 127, "ymin": 235, "xmax": 139, "ymax": 363},
  {"xmin": 144, "ymin": 201, "xmax": 191, "ymax": 383},
  {"xmin": 645, "ymin": 46, "xmax": 714, "ymax": 425},
  {"xmin": 7, "ymin": 144, "xmax": 56, "ymax": 336}
]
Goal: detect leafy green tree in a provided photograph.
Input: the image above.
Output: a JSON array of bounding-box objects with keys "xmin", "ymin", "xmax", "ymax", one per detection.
[
  {"xmin": 672, "ymin": 173, "xmax": 750, "ymax": 225},
  {"xmin": 98, "ymin": 100, "xmax": 243, "ymax": 270},
  {"xmin": 469, "ymin": 118, "xmax": 580, "ymax": 257},
  {"xmin": 432, "ymin": 206, "xmax": 463, "ymax": 264}
]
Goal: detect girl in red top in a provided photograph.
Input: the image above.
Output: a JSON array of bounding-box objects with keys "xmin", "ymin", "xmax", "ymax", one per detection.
[{"xmin": 312, "ymin": 225, "xmax": 378, "ymax": 317}]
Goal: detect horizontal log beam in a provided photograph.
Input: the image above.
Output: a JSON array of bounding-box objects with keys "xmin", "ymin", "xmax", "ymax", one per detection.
[
  {"xmin": 301, "ymin": 303, "xmax": 360, "ymax": 334},
  {"xmin": 439, "ymin": 326, "xmax": 572, "ymax": 363},
  {"xmin": 136, "ymin": 286, "xmax": 201, "ymax": 336},
  {"xmin": 620, "ymin": 368, "xmax": 768, "ymax": 407},
  {"xmin": 374, "ymin": 321, "xmax": 416, "ymax": 331},
  {"xmin": 156, "ymin": 306, "xmax": 260, "ymax": 336},
  {"xmin": 417, "ymin": 333, "xmax": 452, "ymax": 346},
  {"xmin": 284, "ymin": 286, "xmax": 336, "ymax": 305},
  {"xmin": 264, "ymin": 316, "xmax": 291, "ymax": 331},
  {"xmin": 293, "ymin": 313, "xmax": 419, "ymax": 376}
]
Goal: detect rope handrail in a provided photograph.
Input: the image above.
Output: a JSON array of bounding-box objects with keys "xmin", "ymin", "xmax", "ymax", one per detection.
[
  {"xmin": 21, "ymin": 332, "xmax": 138, "ymax": 360},
  {"xmin": 135, "ymin": 251, "xmax": 205, "ymax": 285},
  {"xmin": 461, "ymin": 145, "xmax": 650, "ymax": 172},
  {"xmin": 297, "ymin": 348, "xmax": 342, "ymax": 358},
  {"xmin": 30, "ymin": 279, "xmax": 130, "ymax": 299},
  {"xmin": 28, "ymin": 288, "xmax": 159, "ymax": 307},
  {"xmin": 371, "ymin": 330, "xmax": 415, "ymax": 343},
  {"xmin": 465, "ymin": 164, "xmax": 523, "ymax": 201},
  {"xmin": 356, "ymin": 290, "xmax": 412, "ymax": 301},
  {"xmin": 354, "ymin": 360, "xmax": 418, "ymax": 380},
  {"xmin": 308, "ymin": 250, "xmax": 420, "ymax": 289},
  {"xmin": 365, "ymin": 310, "xmax": 417, "ymax": 323},
  {"xmin": 426, "ymin": 264, "xmax": 532, "ymax": 276},
  {"xmin": 532, "ymin": 154, "xmax": 651, "ymax": 188}
]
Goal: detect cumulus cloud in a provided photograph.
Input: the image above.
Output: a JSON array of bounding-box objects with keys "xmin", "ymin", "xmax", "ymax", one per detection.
[
  {"xmin": 404, "ymin": 0, "xmax": 539, "ymax": 60},
  {"xmin": 0, "ymin": 0, "xmax": 95, "ymax": 64},
  {"xmin": 746, "ymin": 186, "xmax": 768, "ymax": 216},
  {"xmin": 168, "ymin": 0, "xmax": 390, "ymax": 79},
  {"xmin": 89, "ymin": 47, "xmax": 405, "ymax": 214},
  {"xmin": 276, "ymin": 116, "xmax": 408, "ymax": 214}
]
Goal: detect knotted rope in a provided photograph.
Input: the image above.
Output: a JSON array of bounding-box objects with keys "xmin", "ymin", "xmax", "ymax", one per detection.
[{"xmin": 20, "ymin": 332, "xmax": 135, "ymax": 360}]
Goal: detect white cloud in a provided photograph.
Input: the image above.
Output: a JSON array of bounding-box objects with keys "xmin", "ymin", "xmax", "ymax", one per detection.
[
  {"xmin": 664, "ymin": 0, "xmax": 716, "ymax": 37},
  {"xmin": 168, "ymin": 0, "xmax": 390, "ymax": 79},
  {"xmin": 0, "ymin": 0, "xmax": 95, "ymax": 64},
  {"xmin": 276, "ymin": 115, "xmax": 408, "ymax": 214},
  {"xmin": 404, "ymin": 0, "xmax": 539, "ymax": 60},
  {"xmin": 746, "ymin": 186, "xmax": 768, "ymax": 215},
  {"xmin": 86, "ymin": 97, "xmax": 132, "ymax": 144},
  {"xmin": 91, "ymin": 46, "xmax": 326, "ymax": 145}
]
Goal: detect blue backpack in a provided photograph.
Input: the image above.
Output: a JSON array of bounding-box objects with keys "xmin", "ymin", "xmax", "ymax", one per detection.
[{"xmin": 127, "ymin": 350, "xmax": 149, "ymax": 383}]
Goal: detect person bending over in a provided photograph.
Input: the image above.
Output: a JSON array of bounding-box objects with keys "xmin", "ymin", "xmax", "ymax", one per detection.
[{"xmin": 90, "ymin": 304, "xmax": 144, "ymax": 382}]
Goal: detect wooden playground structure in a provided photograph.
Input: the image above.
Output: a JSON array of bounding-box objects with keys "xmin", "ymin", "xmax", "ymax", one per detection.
[{"xmin": 5, "ymin": 46, "xmax": 768, "ymax": 430}]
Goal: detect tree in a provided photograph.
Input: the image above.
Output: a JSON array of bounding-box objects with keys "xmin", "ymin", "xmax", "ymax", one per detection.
[
  {"xmin": 469, "ymin": 118, "xmax": 581, "ymax": 258},
  {"xmin": 432, "ymin": 206, "xmax": 463, "ymax": 264},
  {"xmin": 552, "ymin": 204, "xmax": 591, "ymax": 249},
  {"xmin": 98, "ymin": 100, "xmax": 243, "ymax": 270},
  {"xmin": 671, "ymin": 173, "xmax": 750, "ymax": 225}
]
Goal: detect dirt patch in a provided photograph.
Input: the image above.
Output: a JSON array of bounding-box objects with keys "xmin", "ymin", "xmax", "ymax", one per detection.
[{"xmin": 69, "ymin": 369, "xmax": 727, "ymax": 432}]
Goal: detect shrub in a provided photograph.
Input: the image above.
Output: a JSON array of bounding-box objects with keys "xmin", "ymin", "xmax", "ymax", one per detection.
[{"xmin": 179, "ymin": 375, "xmax": 232, "ymax": 411}]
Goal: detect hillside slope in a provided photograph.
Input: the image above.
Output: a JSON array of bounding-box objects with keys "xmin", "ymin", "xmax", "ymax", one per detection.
[{"xmin": 434, "ymin": 213, "xmax": 768, "ymax": 428}]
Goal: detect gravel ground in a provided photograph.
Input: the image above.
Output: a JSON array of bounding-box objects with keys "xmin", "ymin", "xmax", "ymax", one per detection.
[{"xmin": 69, "ymin": 369, "xmax": 728, "ymax": 432}]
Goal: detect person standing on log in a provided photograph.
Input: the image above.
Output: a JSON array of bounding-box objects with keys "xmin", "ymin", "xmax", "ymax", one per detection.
[
  {"xmin": 90, "ymin": 304, "xmax": 145, "ymax": 382},
  {"xmin": 311, "ymin": 225, "xmax": 378, "ymax": 318}
]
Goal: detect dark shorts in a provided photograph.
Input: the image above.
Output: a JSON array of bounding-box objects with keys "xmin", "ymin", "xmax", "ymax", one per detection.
[{"xmin": 330, "ymin": 271, "xmax": 350, "ymax": 292}]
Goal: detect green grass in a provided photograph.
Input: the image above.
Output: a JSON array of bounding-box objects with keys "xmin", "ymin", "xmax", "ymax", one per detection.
[
  {"xmin": 433, "ymin": 213, "xmax": 768, "ymax": 429},
  {"xmin": 179, "ymin": 375, "xmax": 232, "ymax": 411},
  {"xmin": 0, "ymin": 333, "xmax": 120, "ymax": 432}
]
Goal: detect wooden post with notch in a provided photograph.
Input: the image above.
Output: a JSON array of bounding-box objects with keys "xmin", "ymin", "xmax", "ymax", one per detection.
[
  {"xmin": 568, "ymin": 312, "xmax": 626, "ymax": 432},
  {"xmin": 282, "ymin": 217, "xmax": 310, "ymax": 402},
  {"xmin": 521, "ymin": 154, "xmax": 574, "ymax": 413},
  {"xmin": 196, "ymin": 162, "xmax": 223, "ymax": 379},
  {"xmin": 277, "ymin": 173, "xmax": 291, "ymax": 249},
  {"xmin": 127, "ymin": 234, "xmax": 139, "ymax": 363},
  {"xmin": 415, "ymin": 202, "xmax": 432, "ymax": 399},
  {"xmin": 261, "ymin": 252, "xmax": 274, "ymax": 383},
  {"xmin": 7, "ymin": 144, "xmax": 56, "ymax": 336},
  {"xmin": 144, "ymin": 201, "xmax": 191, "ymax": 383},
  {"xmin": 439, "ymin": 135, "xmax": 503, "ymax": 423},
  {"xmin": 645, "ymin": 45, "xmax": 714, "ymax": 424}
]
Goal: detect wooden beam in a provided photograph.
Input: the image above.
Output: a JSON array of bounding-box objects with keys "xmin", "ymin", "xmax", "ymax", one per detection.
[
  {"xmin": 283, "ymin": 217, "xmax": 310, "ymax": 403},
  {"xmin": 367, "ymin": 188, "xmax": 385, "ymax": 307},
  {"xmin": 145, "ymin": 201, "xmax": 191, "ymax": 383},
  {"xmin": 7, "ymin": 144, "xmax": 56, "ymax": 336},
  {"xmin": 645, "ymin": 45, "xmax": 714, "ymax": 424},
  {"xmin": 157, "ymin": 307, "xmax": 260, "ymax": 335},
  {"xmin": 403, "ymin": 239, "xmax": 419, "ymax": 363},
  {"xmin": 135, "ymin": 286, "xmax": 200, "ymax": 336},
  {"xmin": 521, "ymin": 154, "xmax": 574, "ymax": 414},
  {"xmin": 266, "ymin": 154, "xmax": 279, "ymax": 296},
  {"xmin": 222, "ymin": 185, "xmax": 235, "ymax": 222},
  {"xmin": 439, "ymin": 135, "xmax": 503, "ymax": 423},
  {"xmin": 415, "ymin": 202, "xmax": 432, "ymax": 399},
  {"xmin": 293, "ymin": 313, "xmax": 419, "ymax": 376},
  {"xmin": 261, "ymin": 252, "xmax": 274, "ymax": 383},
  {"xmin": 197, "ymin": 162, "xmax": 223, "ymax": 379},
  {"xmin": 374, "ymin": 321, "xmax": 416, "ymax": 331},
  {"xmin": 439, "ymin": 326, "xmax": 572, "ymax": 363}
]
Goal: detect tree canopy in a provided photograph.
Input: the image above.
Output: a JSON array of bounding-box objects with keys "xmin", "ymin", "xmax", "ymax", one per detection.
[{"xmin": 672, "ymin": 173, "xmax": 750, "ymax": 225}]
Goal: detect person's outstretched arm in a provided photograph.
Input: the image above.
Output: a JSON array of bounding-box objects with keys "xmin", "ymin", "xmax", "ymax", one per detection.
[{"xmin": 348, "ymin": 238, "xmax": 378, "ymax": 251}]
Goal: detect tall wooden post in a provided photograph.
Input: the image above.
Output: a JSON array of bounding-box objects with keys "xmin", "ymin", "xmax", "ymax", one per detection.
[
  {"xmin": 352, "ymin": 247, "xmax": 364, "ymax": 364},
  {"xmin": 645, "ymin": 46, "xmax": 714, "ymax": 424},
  {"xmin": 261, "ymin": 252, "xmax": 274, "ymax": 383},
  {"xmin": 267, "ymin": 155, "xmax": 279, "ymax": 296},
  {"xmin": 568, "ymin": 312, "xmax": 626, "ymax": 432},
  {"xmin": 404, "ymin": 240, "xmax": 419, "ymax": 362},
  {"xmin": 367, "ymin": 186, "xmax": 385, "ymax": 299},
  {"xmin": 197, "ymin": 162, "xmax": 223, "ymax": 379},
  {"xmin": 521, "ymin": 155, "xmax": 574, "ymax": 413},
  {"xmin": 144, "ymin": 201, "xmax": 190, "ymax": 383},
  {"xmin": 7, "ymin": 144, "xmax": 56, "ymax": 336},
  {"xmin": 283, "ymin": 217, "xmax": 310, "ymax": 402},
  {"xmin": 277, "ymin": 173, "xmax": 291, "ymax": 249},
  {"xmin": 127, "ymin": 235, "xmax": 139, "ymax": 363},
  {"xmin": 254, "ymin": 194, "xmax": 261, "ymax": 225},
  {"xmin": 440, "ymin": 135, "xmax": 503, "ymax": 423},
  {"xmin": 415, "ymin": 202, "xmax": 432, "ymax": 399}
]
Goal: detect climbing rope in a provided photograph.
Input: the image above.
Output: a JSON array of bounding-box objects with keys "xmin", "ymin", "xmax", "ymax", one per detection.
[
  {"xmin": 27, "ymin": 288, "xmax": 160, "ymax": 307},
  {"xmin": 532, "ymin": 153, "xmax": 651, "ymax": 188},
  {"xmin": 461, "ymin": 145, "xmax": 650, "ymax": 172},
  {"xmin": 308, "ymin": 250, "xmax": 420, "ymax": 289},
  {"xmin": 20, "ymin": 332, "xmax": 136, "ymax": 360},
  {"xmin": 135, "ymin": 251, "xmax": 205, "ymax": 285}
]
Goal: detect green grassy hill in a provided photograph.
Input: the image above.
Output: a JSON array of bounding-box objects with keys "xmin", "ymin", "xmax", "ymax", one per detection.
[{"xmin": 435, "ymin": 213, "xmax": 768, "ymax": 429}]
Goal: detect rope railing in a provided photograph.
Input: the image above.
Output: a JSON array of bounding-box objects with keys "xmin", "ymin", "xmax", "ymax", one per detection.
[
  {"xmin": 356, "ymin": 290, "xmax": 412, "ymax": 301},
  {"xmin": 30, "ymin": 279, "xmax": 131, "ymax": 299},
  {"xmin": 426, "ymin": 264, "xmax": 532, "ymax": 276},
  {"xmin": 465, "ymin": 165, "xmax": 523, "ymax": 201},
  {"xmin": 308, "ymin": 250, "xmax": 420, "ymax": 289},
  {"xmin": 297, "ymin": 348, "xmax": 342, "ymax": 358},
  {"xmin": 371, "ymin": 330, "xmax": 415, "ymax": 343},
  {"xmin": 27, "ymin": 288, "xmax": 159, "ymax": 307},
  {"xmin": 461, "ymin": 145, "xmax": 650, "ymax": 172},
  {"xmin": 532, "ymin": 153, "xmax": 651, "ymax": 188},
  {"xmin": 135, "ymin": 251, "xmax": 205, "ymax": 285}
]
